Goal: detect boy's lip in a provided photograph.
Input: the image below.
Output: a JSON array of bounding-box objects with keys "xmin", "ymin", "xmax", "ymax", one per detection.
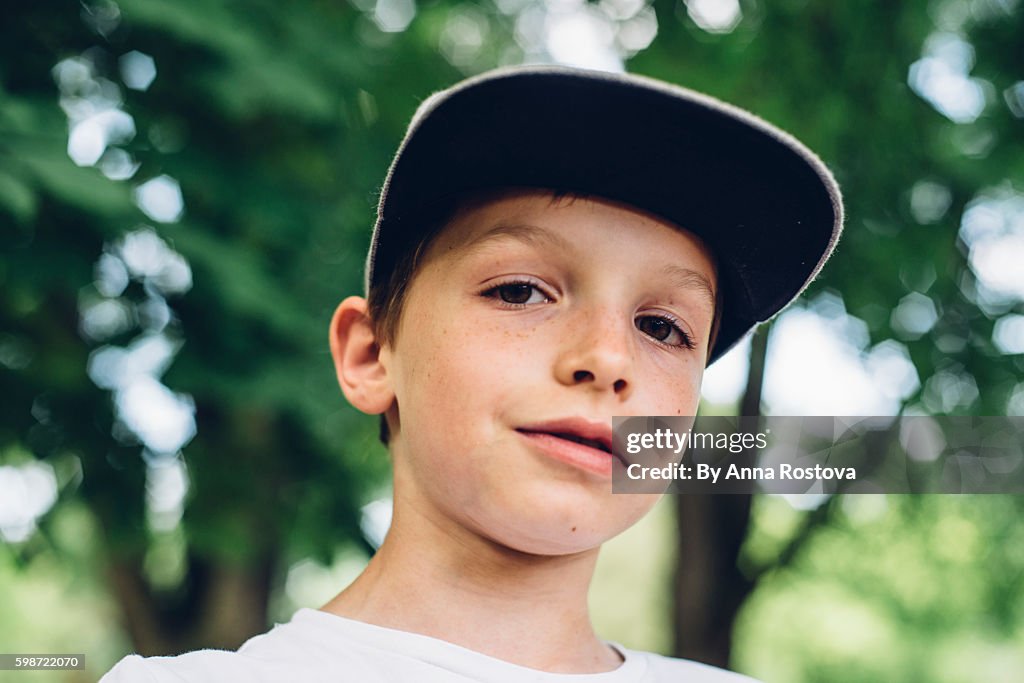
[{"xmin": 516, "ymin": 418, "xmax": 620, "ymax": 474}]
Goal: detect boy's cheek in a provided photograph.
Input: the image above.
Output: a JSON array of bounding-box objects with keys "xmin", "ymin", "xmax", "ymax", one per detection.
[{"xmin": 630, "ymin": 354, "xmax": 704, "ymax": 414}]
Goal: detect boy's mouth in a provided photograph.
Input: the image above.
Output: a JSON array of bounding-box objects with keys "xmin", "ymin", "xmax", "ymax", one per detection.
[
  {"xmin": 515, "ymin": 418, "xmax": 618, "ymax": 461},
  {"xmin": 544, "ymin": 432, "xmax": 612, "ymax": 454}
]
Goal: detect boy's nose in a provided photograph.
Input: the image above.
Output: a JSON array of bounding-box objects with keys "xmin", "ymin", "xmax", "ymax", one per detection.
[{"xmin": 553, "ymin": 311, "xmax": 634, "ymax": 399}]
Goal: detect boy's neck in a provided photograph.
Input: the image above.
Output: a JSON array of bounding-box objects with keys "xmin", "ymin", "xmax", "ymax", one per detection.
[{"xmin": 320, "ymin": 491, "xmax": 622, "ymax": 674}]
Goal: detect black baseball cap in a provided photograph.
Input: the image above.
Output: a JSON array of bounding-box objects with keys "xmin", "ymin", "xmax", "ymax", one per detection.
[{"xmin": 364, "ymin": 65, "xmax": 843, "ymax": 364}]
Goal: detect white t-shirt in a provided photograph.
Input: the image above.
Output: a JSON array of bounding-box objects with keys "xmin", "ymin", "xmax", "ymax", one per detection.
[{"xmin": 100, "ymin": 608, "xmax": 758, "ymax": 682}]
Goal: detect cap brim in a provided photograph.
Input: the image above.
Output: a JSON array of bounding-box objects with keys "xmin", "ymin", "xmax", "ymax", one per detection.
[{"xmin": 368, "ymin": 66, "xmax": 843, "ymax": 364}]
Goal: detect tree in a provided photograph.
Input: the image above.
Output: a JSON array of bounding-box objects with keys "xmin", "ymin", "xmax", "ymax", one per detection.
[
  {"xmin": 3, "ymin": 0, "xmax": 1022, "ymax": 676},
  {"xmin": 633, "ymin": 0, "xmax": 1024, "ymax": 667},
  {"xmin": 2, "ymin": 0, "xmax": 455, "ymax": 654}
]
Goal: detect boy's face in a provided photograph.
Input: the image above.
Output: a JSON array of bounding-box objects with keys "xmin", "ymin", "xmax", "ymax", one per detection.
[{"xmin": 378, "ymin": 190, "xmax": 717, "ymax": 556}]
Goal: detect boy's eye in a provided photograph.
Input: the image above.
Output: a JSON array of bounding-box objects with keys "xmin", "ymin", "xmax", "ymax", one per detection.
[
  {"xmin": 487, "ymin": 283, "xmax": 550, "ymax": 305},
  {"xmin": 636, "ymin": 315, "xmax": 694, "ymax": 349}
]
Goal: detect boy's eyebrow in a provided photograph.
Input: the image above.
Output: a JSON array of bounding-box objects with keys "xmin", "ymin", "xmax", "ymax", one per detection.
[
  {"xmin": 460, "ymin": 222, "xmax": 574, "ymax": 254},
  {"xmin": 662, "ymin": 264, "xmax": 717, "ymax": 311},
  {"xmin": 460, "ymin": 223, "xmax": 716, "ymax": 308}
]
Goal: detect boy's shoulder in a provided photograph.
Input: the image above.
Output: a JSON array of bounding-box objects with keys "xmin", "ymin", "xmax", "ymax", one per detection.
[
  {"xmin": 99, "ymin": 609, "xmax": 360, "ymax": 683},
  {"xmin": 100, "ymin": 608, "xmax": 761, "ymax": 683}
]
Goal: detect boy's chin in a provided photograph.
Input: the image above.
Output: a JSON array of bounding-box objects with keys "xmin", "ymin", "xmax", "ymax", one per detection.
[
  {"xmin": 471, "ymin": 501, "xmax": 655, "ymax": 558},
  {"xmin": 484, "ymin": 530, "xmax": 609, "ymax": 558}
]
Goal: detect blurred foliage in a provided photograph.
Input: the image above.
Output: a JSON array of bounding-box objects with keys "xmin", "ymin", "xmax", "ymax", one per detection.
[
  {"xmin": 2, "ymin": 0, "xmax": 453, "ymax": 655},
  {"xmin": 2, "ymin": 0, "xmax": 1024, "ymax": 680},
  {"xmin": 636, "ymin": 0, "xmax": 1024, "ymax": 414},
  {"xmin": 736, "ymin": 495, "xmax": 1024, "ymax": 683}
]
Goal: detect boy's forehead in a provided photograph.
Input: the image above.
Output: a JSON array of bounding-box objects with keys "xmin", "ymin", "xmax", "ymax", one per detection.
[
  {"xmin": 435, "ymin": 189, "xmax": 717, "ymax": 267},
  {"xmin": 422, "ymin": 189, "xmax": 718, "ymax": 308}
]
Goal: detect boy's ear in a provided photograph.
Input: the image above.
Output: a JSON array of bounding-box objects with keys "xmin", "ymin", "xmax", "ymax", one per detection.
[{"xmin": 329, "ymin": 296, "xmax": 394, "ymax": 415}]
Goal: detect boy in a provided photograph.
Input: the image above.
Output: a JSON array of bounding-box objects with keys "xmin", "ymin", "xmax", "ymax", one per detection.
[{"xmin": 102, "ymin": 66, "xmax": 842, "ymax": 681}]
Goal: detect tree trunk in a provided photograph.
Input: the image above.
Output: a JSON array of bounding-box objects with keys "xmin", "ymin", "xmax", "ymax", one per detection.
[
  {"xmin": 106, "ymin": 551, "xmax": 275, "ymax": 656},
  {"xmin": 671, "ymin": 325, "xmax": 768, "ymax": 667}
]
